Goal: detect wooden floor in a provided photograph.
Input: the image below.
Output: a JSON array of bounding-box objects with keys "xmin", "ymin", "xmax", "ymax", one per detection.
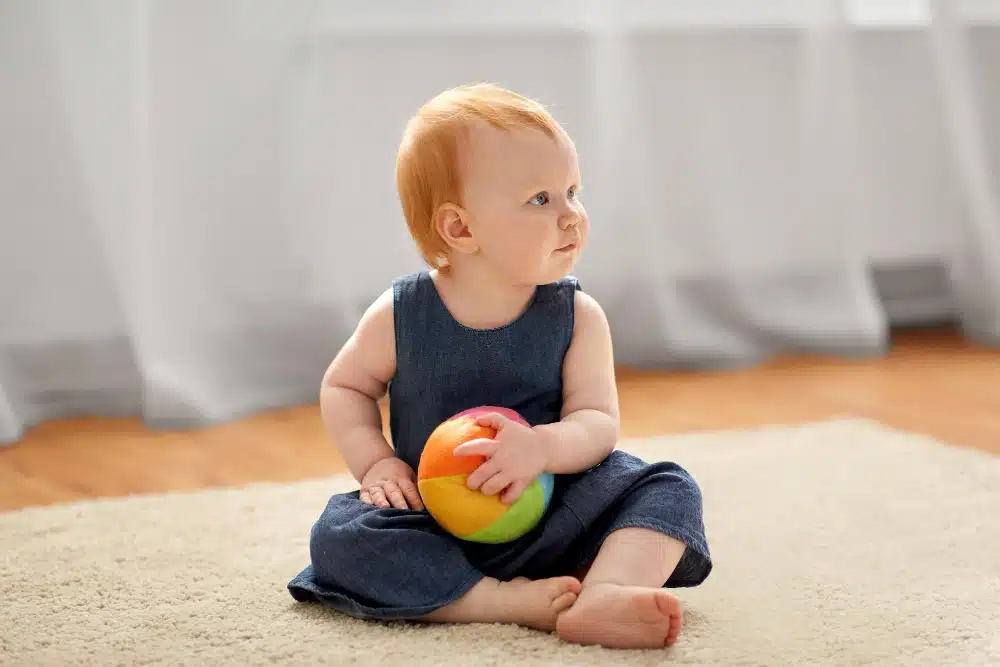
[{"xmin": 1, "ymin": 328, "xmax": 998, "ymax": 513}]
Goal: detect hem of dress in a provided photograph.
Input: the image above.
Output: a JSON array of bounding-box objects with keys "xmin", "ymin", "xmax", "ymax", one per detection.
[
  {"xmin": 380, "ymin": 571, "xmax": 488, "ymax": 620},
  {"xmin": 291, "ymin": 571, "xmax": 488, "ymax": 621}
]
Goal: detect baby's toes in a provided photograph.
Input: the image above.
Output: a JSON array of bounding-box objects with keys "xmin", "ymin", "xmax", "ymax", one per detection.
[
  {"xmin": 552, "ymin": 590, "xmax": 579, "ymax": 613},
  {"xmin": 549, "ymin": 576, "xmax": 583, "ymax": 599}
]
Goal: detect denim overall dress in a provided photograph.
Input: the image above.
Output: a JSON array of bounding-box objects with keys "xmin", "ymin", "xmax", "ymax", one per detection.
[{"xmin": 287, "ymin": 270, "xmax": 712, "ymax": 619}]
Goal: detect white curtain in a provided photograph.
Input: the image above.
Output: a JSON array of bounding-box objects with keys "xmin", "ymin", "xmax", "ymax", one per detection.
[{"xmin": 2, "ymin": 0, "xmax": 999, "ymax": 444}]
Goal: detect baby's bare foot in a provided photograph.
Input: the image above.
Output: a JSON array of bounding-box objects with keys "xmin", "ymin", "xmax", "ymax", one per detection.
[
  {"xmin": 419, "ymin": 575, "xmax": 580, "ymax": 630},
  {"xmin": 556, "ymin": 582, "xmax": 683, "ymax": 649},
  {"xmin": 496, "ymin": 576, "xmax": 581, "ymax": 631}
]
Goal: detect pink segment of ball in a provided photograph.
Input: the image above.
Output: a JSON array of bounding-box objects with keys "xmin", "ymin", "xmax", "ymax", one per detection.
[{"xmin": 451, "ymin": 405, "xmax": 528, "ymax": 426}]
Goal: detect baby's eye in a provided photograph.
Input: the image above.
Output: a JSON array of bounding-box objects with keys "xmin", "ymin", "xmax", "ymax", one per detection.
[
  {"xmin": 567, "ymin": 186, "xmax": 577, "ymax": 200},
  {"xmin": 528, "ymin": 192, "xmax": 549, "ymax": 206}
]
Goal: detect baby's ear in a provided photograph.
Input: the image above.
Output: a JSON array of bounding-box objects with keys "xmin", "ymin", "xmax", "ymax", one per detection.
[{"xmin": 435, "ymin": 203, "xmax": 477, "ymax": 254}]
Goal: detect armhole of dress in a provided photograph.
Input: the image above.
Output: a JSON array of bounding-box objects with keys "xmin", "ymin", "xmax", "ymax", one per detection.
[
  {"xmin": 565, "ymin": 276, "xmax": 581, "ymax": 353},
  {"xmin": 390, "ymin": 277, "xmax": 405, "ymax": 383}
]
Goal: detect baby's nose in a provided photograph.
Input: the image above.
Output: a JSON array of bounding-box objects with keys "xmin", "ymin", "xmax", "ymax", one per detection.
[{"xmin": 558, "ymin": 210, "xmax": 580, "ymax": 229}]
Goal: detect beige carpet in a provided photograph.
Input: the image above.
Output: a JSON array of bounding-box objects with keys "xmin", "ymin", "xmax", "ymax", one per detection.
[{"xmin": 2, "ymin": 419, "xmax": 999, "ymax": 666}]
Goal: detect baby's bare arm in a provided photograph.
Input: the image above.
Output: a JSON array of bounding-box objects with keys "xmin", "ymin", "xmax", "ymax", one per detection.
[
  {"xmin": 320, "ymin": 288, "xmax": 397, "ymax": 483},
  {"xmin": 535, "ymin": 290, "xmax": 621, "ymax": 474}
]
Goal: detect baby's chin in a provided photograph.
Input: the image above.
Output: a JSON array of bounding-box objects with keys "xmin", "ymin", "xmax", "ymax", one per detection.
[{"xmin": 531, "ymin": 257, "xmax": 580, "ymax": 285}]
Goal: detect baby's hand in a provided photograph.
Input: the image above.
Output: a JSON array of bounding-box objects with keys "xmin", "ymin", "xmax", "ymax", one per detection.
[
  {"xmin": 454, "ymin": 412, "xmax": 549, "ymax": 505},
  {"xmin": 359, "ymin": 457, "xmax": 425, "ymax": 510}
]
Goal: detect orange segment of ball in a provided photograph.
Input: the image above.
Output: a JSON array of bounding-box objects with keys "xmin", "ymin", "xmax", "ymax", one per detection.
[{"xmin": 417, "ymin": 416, "xmax": 495, "ymax": 480}]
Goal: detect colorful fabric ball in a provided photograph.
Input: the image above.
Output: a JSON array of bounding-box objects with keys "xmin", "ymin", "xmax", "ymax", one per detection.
[{"xmin": 417, "ymin": 406, "xmax": 554, "ymax": 544}]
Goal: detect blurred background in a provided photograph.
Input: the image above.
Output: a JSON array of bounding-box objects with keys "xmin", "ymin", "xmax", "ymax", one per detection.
[{"xmin": 2, "ymin": 0, "xmax": 1000, "ymax": 449}]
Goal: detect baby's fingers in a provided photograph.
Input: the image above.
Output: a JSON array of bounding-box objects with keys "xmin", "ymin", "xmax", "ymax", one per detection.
[
  {"xmin": 362, "ymin": 485, "xmax": 390, "ymax": 508},
  {"xmin": 480, "ymin": 472, "xmax": 511, "ymax": 497},
  {"xmin": 466, "ymin": 456, "xmax": 501, "ymax": 490},
  {"xmin": 381, "ymin": 481, "xmax": 410, "ymax": 510},
  {"xmin": 500, "ymin": 479, "xmax": 529, "ymax": 505},
  {"xmin": 397, "ymin": 478, "xmax": 425, "ymax": 511}
]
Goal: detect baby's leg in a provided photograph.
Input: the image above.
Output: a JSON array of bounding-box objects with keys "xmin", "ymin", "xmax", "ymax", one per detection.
[
  {"xmin": 556, "ymin": 527, "xmax": 687, "ymax": 648},
  {"xmin": 420, "ymin": 576, "xmax": 581, "ymax": 631}
]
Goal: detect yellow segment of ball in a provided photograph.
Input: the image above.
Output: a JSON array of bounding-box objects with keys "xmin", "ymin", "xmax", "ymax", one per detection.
[{"xmin": 417, "ymin": 474, "xmax": 507, "ymax": 538}]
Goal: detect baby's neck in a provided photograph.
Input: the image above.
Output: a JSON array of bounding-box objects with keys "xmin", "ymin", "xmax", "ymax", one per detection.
[{"xmin": 431, "ymin": 263, "xmax": 537, "ymax": 331}]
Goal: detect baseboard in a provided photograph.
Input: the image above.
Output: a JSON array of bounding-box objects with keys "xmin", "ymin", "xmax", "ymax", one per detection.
[
  {"xmin": 869, "ymin": 259, "xmax": 958, "ymax": 327},
  {"xmin": 0, "ymin": 335, "xmax": 143, "ymax": 444}
]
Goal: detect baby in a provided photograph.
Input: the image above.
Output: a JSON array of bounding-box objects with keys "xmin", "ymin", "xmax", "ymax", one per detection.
[{"xmin": 288, "ymin": 83, "xmax": 712, "ymax": 649}]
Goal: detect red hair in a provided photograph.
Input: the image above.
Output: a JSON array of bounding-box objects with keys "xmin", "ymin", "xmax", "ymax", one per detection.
[{"xmin": 396, "ymin": 83, "xmax": 562, "ymax": 268}]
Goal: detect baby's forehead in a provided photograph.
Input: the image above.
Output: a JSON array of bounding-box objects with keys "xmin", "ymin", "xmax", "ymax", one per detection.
[
  {"xmin": 461, "ymin": 121, "xmax": 576, "ymax": 175},
  {"xmin": 465, "ymin": 119, "xmax": 568, "ymax": 150}
]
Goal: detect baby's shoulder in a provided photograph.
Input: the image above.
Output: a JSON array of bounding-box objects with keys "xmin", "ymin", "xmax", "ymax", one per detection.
[
  {"xmin": 566, "ymin": 285, "xmax": 609, "ymax": 340},
  {"xmin": 348, "ymin": 286, "xmax": 395, "ymax": 348}
]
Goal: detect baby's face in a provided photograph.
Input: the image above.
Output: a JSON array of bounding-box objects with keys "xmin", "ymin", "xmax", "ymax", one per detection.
[{"xmin": 460, "ymin": 122, "xmax": 588, "ymax": 285}]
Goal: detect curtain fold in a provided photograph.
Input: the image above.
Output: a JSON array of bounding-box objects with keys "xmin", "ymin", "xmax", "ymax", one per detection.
[
  {"xmin": 2, "ymin": 0, "xmax": 998, "ymax": 444},
  {"xmin": 928, "ymin": 0, "xmax": 1000, "ymax": 344}
]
